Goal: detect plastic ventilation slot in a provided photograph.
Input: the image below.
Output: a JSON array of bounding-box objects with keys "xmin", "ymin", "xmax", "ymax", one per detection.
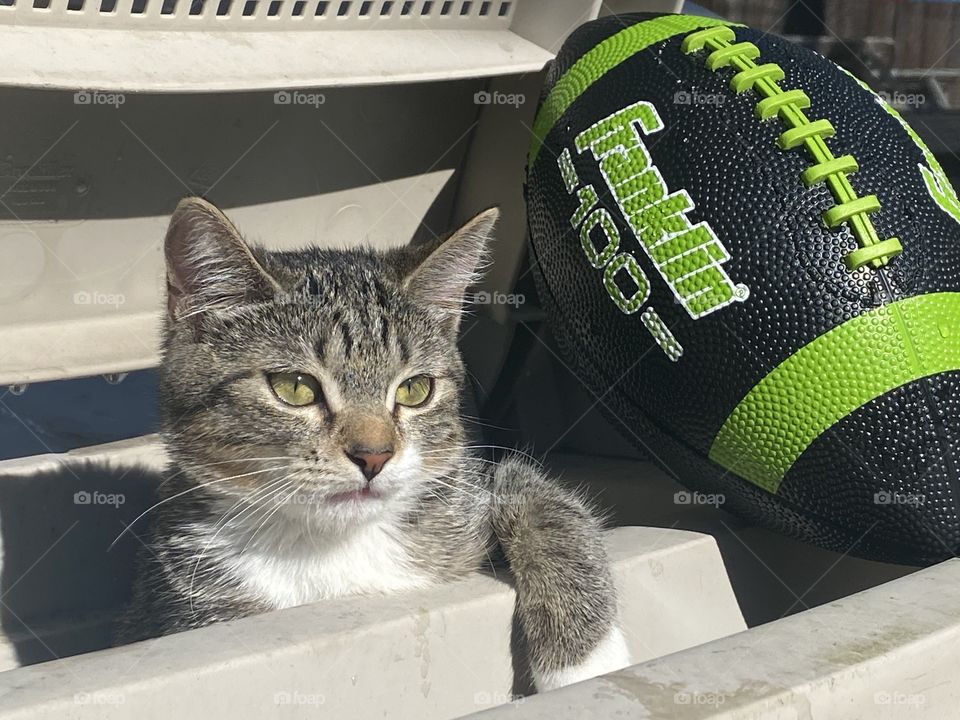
[
  {"xmin": 0, "ymin": 0, "xmax": 511, "ymax": 18},
  {"xmin": 0, "ymin": 0, "xmax": 546, "ymax": 92}
]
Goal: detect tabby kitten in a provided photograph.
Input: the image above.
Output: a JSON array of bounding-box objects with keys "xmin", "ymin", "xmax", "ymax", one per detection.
[{"xmin": 116, "ymin": 197, "xmax": 630, "ymax": 691}]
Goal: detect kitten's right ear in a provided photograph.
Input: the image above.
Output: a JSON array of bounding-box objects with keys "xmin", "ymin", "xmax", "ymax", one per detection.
[
  {"xmin": 400, "ymin": 208, "xmax": 498, "ymax": 324},
  {"xmin": 164, "ymin": 197, "xmax": 280, "ymax": 322}
]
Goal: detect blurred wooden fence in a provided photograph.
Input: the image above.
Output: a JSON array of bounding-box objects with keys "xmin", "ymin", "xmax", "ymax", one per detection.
[{"xmin": 698, "ymin": 0, "xmax": 960, "ymax": 69}]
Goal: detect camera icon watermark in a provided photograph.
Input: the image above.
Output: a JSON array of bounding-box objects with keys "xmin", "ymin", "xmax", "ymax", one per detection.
[
  {"xmin": 674, "ymin": 490, "xmax": 725, "ymax": 508},
  {"xmin": 273, "ymin": 690, "xmax": 326, "ymax": 706},
  {"xmin": 674, "ymin": 691, "xmax": 726, "ymax": 706},
  {"xmin": 673, "ymin": 90, "xmax": 725, "ymax": 106},
  {"xmin": 73, "ymin": 290, "xmax": 125, "ymax": 308},
  {"xmin": 74, "ymin": 691, "xmax": 125, "ymax": 706},
  {"xmin": 473, "ymin": 90, "xmax": 526, "ymax": 108},
  {"xmin": 274, "ymin": 90, "xmax": 326, "ymax": 108},
  {"xmin": 473, "ymin": 690, "xmax": 525, "ymax": 706},
  {"xmin": 877, "ymin": 90, "xmax": 925, "ymax": 109},
  {"xmin": 873, "ymin": 490, "xmax": 925, "ymax": 506},
  {"xmin": 74, "ymin": 490, "xmax": 125, "ymax": 508},
  {"xmin": 73, "ymin": 90, "xmax": 126, "ymax": 108},
  {"xmin": 467, "ymin": 290, "xmax": 525, "ymax": 308},
  {"xmin": 874, "ymin": 691, "xmax": 925, "ymax": 707},
  {"xmin": 282, "ymin": 490, "xmax": 321, "ymax": 506}
]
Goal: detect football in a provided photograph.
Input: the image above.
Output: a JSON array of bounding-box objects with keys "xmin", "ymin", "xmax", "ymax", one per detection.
[{"xmin": 525, "ymin": 13, "xmax": 960, "ymax": 565}]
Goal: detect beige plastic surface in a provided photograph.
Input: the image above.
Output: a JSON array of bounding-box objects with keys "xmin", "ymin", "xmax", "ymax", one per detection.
[
  {"xmin": 0, "ymin": 0, "xmax": 599, "ymax": 92},
  {"xmin": 0, "ymin": 526, "xmax": 742, "ymax": 719},
  {"xmin": 0, "ymin": 83, "xmax": 476, "ymax": 386},
  {"xmin": 470, "ymin": 559, "xmax": 960, "ymax": 719}
]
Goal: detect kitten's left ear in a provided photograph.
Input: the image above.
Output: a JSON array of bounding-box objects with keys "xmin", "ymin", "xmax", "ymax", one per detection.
[
  {"xmin": 402, "ymin": 207, "xmax": 499, "ymax": 323},
  {"xmin": 164, "ymin": 197, "xmax": 281, "ymax": 323}
]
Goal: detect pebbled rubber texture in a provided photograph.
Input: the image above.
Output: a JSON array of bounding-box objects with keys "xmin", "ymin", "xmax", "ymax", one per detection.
[
  {"xmin": 526, "ymin": 13, "xmax": 960, "ymax": 564},
  {"xmin": 710, "ymin": 292, "xmax": 960, "ymax": 493}
]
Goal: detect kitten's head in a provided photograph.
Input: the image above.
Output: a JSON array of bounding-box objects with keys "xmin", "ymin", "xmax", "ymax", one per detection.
[{"xmin": 159, "ymin": 197, "xmax": 496, "ymax": 528}]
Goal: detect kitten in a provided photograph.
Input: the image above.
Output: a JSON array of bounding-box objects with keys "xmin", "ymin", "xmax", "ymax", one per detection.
[{"xmin": 116, "ymin": 197, "xmax": 630, "ymax": 691}]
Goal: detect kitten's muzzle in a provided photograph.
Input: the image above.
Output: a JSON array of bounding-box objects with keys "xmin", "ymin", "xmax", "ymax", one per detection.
[{"xmin": 345, "ymin": 446, "xmax": 394, "ymax": 481}]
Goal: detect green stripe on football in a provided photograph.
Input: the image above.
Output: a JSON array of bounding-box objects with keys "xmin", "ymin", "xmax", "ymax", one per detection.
[{"xmin": 526, "ymin": 13, "xmax": 960, "ymax": 564}]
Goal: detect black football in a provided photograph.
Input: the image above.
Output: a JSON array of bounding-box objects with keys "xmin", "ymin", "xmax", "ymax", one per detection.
[{"xmin": 525, "ymin": 13, "xmax": 960, "ymax": 565}]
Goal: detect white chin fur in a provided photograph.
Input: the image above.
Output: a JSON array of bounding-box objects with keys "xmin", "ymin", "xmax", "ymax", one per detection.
[
  {"xmin": 532, "ymin": 627, "xmax": 632, "ymax": 692},
  {"xmin": 207, "ymin": 449, "xmax": 434, "ymax": 608}
]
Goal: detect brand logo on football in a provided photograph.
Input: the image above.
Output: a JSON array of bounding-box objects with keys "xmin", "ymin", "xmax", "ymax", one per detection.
[{"xmin": 559, "ymin": 99, "xmax": 748, "ymax": 322}]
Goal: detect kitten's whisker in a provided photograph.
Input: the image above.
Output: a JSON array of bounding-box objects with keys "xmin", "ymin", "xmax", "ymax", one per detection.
[
  {"xmin": 459, "ymin": 444, "xmax": 545, "ymax": 467},
  {"xmin": 109, "ymin": 464, "xmax": 292, "ymax": 550},
  {"xmin": 425, "ymin": 474, "xmax": 492, "ymax": 492},
  {"xmin": 154, "ymin": 456, "xmax": 299, "ymax": 492},
  {"xmin": 239, "ymin": 482, "xmax": 306, "ymax": 557},
  {"xmin": 207, "ymin": 473, "xmax": 301, "ymax": 536},
  {"xmin": 208, "ymin": 472, "xmax": 310, "ymax": 544},
  {"xmin": 426, "ymin": 474, "xmax": 489, "ymax": 502},
  {"xmin": 417, "ymin": 449, "xmax": 501, "ymax": 463},
  {"xmin": 421, "ymin": 453, "xmax": 500, "ymax": 469},
  {"xmin": 458, "ymin": 414, "xmax": 516, "ymax": 432},
  {"xmin": 230, "ymin": 477, "xmax": 306, "ymax": 540},
  {"xmin": 419, "ymin": 462, "xmax": 496, "ymax": 481},
  {"xmin": 462, "ymin": 419, "xmax": 515, "ymax": 431},
  {"xmin": 417, "ymin": 457, "xmax": 490, "ymax": 471},
  {"xmin": 433, "ymin": 476, "xmax": 494, "ymax": 499},
  {"xmin": 188, "ymin": 475, "xmax": 300, "ymax": 613}
]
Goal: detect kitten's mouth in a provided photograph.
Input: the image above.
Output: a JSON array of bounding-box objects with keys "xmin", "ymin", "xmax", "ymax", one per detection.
[{"xmin": 327, "ymin": 486, "xmax": 381, "ymax": 504}]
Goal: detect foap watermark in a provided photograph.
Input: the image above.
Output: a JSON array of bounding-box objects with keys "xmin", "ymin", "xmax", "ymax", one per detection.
[
  {"xmin": 74, "ymin": 90, "xmax": 126, "ymax": 108},
  {"xmin": 878, "ymin": 90, "xmax": 925, "ymax": 109},
  {"xmin": 74, "ymin": 490, "xmax": 125, "ymax": 508},
  {"xmin": 874, "ymin": 691, "xmax": 926, "ymax": 707},
  {"xmin": 274, "ymin": 90, "xmax": 326, "ymax": 108},
  {"xmin": 673, "ymin": 90, "xmax": 725, "ymax": 106},
  {"xmin": 674, "ymin": 691, "xmax": 727, "ymax": 706},
  {"xmin": 73, "ymin": 290, "xmax": 125, "ymax": 308},
  {"xmin": 467, "ymin": 290, "xmax": 525, "ymax": 308},
  {"xmin": 274, "ymin": 691, "xmax": 326, "ymax": 706},
  {"xmin": 282, "ymin": 490, "xmax": 321, "ymax": 507},
  {"xmin": 473, "ymin": 691, "xmax": 525, "ymax": 707},
  {"xmin": 473, "ymin": 90, "xmax": 526, "ymax": 108},
  {"xmin": 674, "ymin": 490, "xmax": 725, "ymax": 508},
  {"xmin": 74, "ymin": 691, "xmax": 126, "ymax": 706},
  {"xmin": 874, "ymin": 491, "xmax": 925, "ymax": 507}
]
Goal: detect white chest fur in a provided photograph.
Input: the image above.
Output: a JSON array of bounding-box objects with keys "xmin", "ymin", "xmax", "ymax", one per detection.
[{"xmin": 215, "ymin": 517, "xmax": 432, "ymax": 610}]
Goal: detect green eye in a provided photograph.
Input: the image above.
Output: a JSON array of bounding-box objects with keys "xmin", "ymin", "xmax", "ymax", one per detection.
[
  {"xmin": 395, "ymin": 375, "xmax": 433, "ymax": 408},
  {"xmin": 269, "ymin": 372, "xmax": 321, "ymax": 407}
]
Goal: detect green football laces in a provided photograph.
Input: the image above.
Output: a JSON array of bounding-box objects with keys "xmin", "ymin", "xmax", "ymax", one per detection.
[{"xmin": 681, "ymin": 25, "xmax": 903, "ymax": 271}]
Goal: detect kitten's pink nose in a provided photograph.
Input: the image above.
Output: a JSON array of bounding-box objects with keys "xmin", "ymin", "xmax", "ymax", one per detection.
[{"xmin": 345, "ymin": 446, "xmax": 394, "ymax": 481}]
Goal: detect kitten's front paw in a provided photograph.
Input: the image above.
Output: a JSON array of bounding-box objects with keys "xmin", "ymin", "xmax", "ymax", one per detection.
[{"xmin": 532, "ymin": 627, "xmax": 632, "ymax": 692}]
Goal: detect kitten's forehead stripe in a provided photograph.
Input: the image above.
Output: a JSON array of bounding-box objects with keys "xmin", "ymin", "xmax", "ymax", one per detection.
[
  {"xmin": 372, "ymin": 276, "xmax": 391, "ymax": 310},
  {"xmin": 379, "ymin": 315, "xmax": 390, "ymax": 347},
  {"xmin": 340, "ymin": 320, "xmax": 354, "ymax": 359}
]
